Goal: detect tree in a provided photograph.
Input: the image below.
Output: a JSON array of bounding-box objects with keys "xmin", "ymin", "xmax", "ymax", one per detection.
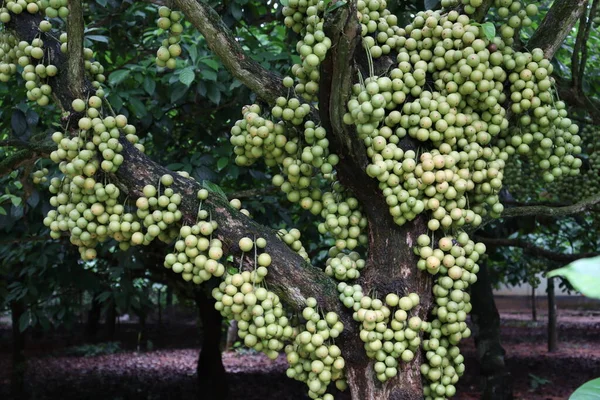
[{"xmin": 0, "ymin": 0, "xmax": 595, "ymax": 399}]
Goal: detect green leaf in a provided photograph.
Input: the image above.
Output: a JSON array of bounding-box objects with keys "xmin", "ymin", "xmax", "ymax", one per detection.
[
  {"xmin": 86, "ymin": 35, "xmax": 109, "ymax": 44},
  {"xmin": 482, "ymin": 22, "xmax": 496, "ymax": 41},
  {"xmin": 109, "ymin": 69, "xmax": 130, "ymax": 86},
  {"xmin": 0, "ymin": 206, "xmax": 6, "ymax": 216},
  {"xmin": 547, "ymin": 256, "xmax": 600, "ymax": 299},
  {"xmin": 10, "ymin": 196, "xmax": 22, "ymax": 207},
  {"xmin": 280, "ymin": 0, "xmax": 289, "ymax": 5},
  {"xmin": 128, "ymin": 97, "xmax": 147, "ymax": 118},
  {"xmin": 200, "ymin": 59, "xmax": 219, "ymax": 71},
  {"xmin": 143, "ymin": 76, "xmax": 156, "ymax": 95},
  {"xmin": 179, "ymin": 66, "xmax": 196, "ymax": 87},
  {"xmin": 217, "ymin": 157, "xmax": 229, "ymax": 171},
  {"xmin": 570, "ymin": 377, "xmax": 600, "ymax": 400},
  {"xmin": 206, "ymin": 84, "xmax": 221, "ymax": 104},
  {"xmin": 326, "ymin": 0, "xmax": 347, "ymax": 13},
  {"xmin": 202, "ymin": 181, "xmax": 227, "ymax": 201},
  {"xmin": 201, "ymin": 69, "xmax": 218, "ymax": 82}
]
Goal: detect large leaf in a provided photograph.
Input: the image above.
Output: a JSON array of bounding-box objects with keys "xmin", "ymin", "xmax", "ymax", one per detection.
[
  {"xmin": 570, "ymin": 378, "xmax": 600, "ymax": 400},
  {"xmin": 202, "ymin": 180, "xmax": 227, "ymax": 201},
  {"xmin": 179, "ymin": 66, "xmax": 196, "ymax": 87},
  {"xmin": 109, "ymin": 69, "xmax": 130, "ymax": 86},
  {"xmin": 547, "ymin": 256, "xmax": 600, "ymax": 299}
]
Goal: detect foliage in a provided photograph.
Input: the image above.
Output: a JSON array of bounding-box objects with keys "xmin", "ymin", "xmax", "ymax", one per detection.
[
  {"xmin": 547, "ymin": 256, "xmax": 600, "ymax": 299},
  {"xmin": 570, "ymin": 377, "xmax": 600, "ymax": 400}
]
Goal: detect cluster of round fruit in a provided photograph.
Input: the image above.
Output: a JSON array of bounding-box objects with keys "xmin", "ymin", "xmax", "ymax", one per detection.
[
  {"xmin": 1, "ymin": 0, "xmax": 67, "ymax": 20},
  {"xmin": 324, "ymin": 248, "xmax": 365, "ymax": 281},
  {"xmin": 276, "ymin": 228, "xmax": 310, "ymax": 262},
  {"xmin": 415, "ymin": 233, "xmax": 483, "ymax": 398},
  {"xmin": 505, "ymin": 124, "xmax": 598, "ymax": 204},
  {"xmin": 0, "ymin": 32, "xmax": 17, "ymax": 82},
  {"xmin": 155, "ymin": 6, "xmax": 184, "ymax": 69},
  {"xmin": 212, "ymin": 236, "xmax": 292, "ymax": 360},
  {"xmin": 281, "ymin": 0, "xmax": 332, "ymax": 102},
  {"xmin": 317, "ymin": 190, "xmax": 368, "ymax": 251},
  {"xmin": 284, "ymin": 297, "xmax": 346, "ymax": 400},
  {"xmin": 163, "ymin": 193, "xmax": 228, "ymax": 284},
  {"xmin": 31, "ymin": 167, "xmax": 49, "ymax": 184},
  {"xmin": 337, "ymin": 282, "xmax": 426, "ymax": 382}
]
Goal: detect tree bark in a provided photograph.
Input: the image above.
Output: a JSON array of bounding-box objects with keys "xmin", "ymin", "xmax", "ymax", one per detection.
[
  {"xmin": 10, "ymin": 300, "xmax": 27, "ymax": 399},
  {"xmin": 85, "ymin": 293, "xmax": 102, "ymax": 340},
  {"xmin": 547, "ymin": 278, "xmax": 558, "ymax": 352},
  {"xmin": 531, "ymin": 286, "xmax": 537, "ymax": 322},
  {"xmin": 470, "ymin": 261, "xmax": 513, "ymax": 400},
  {"xmin": 195, "ymin": 290, "xmax": 228, "ymax": 400},
  {"xmin": 105, "ymin": 300, "xmax": 117, "ymax": 339}
]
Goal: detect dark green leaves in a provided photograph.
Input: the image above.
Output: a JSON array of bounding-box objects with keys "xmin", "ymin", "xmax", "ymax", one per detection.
[
  {"xmin": 109, "ymin": 69, "xmax": 130, "ymax": 87},
  {"xmin": 178, "ymin": 66, "xmax": 196, "ymax": 87}
]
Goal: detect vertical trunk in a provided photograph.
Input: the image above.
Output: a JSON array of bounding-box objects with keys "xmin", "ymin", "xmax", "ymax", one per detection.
[
  {"xmin": 137, "ymin": 311, "xmax": 147, "ymax": 352},
  {"xmin": 531, "ymin": 286, "xmax": 537, "ymax": 322},
  {"xmin": 345, "ymin": 363, "xmax": 423, "ymax": 400},
  {"xmin": 157, "ymin": 289, "xmax": 163, "ymax": 330},
  {"xmin": 85, "ymin": 293, "xmax": 102, "ymax": 340},
  {"xmin": 470, "ymin": 261, "xmax": 513, "ymax": 400},
  {"xmin": 547, "ymin": 278, "xmax": 558, "ymax": 352},
  {"xmin": 225, "ymin": 320, "xmax": 238, "ymax": 351},
  {"xmin": 10, "ymin": 300, "xmax": 27, "ymax": 399},
  {"xmin": 195, "ymin": 290, "xmax": 228, "ymax": 400},
  {"xmin": 166, "ymin": 286, "xmax": 174, "ymax": 324},
  {"xmin": 105, "ymin": 301, "xmax": 117, "ymax": 339}
]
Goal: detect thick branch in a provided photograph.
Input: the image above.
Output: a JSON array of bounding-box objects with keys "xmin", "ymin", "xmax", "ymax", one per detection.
[
  {"xmin": 571, "ymin": 3, "xmax": 587, "ymax": 90},
  {"xmin": 470, "ymin": 0, "xmax": 494, "ymax": 22},
  {"xmin": 67, "ymin": 0, "xmax": 86, "ymax": 100},
  {"xmin": 172, "ymin": 0, "xmax": 285, "ymax": 103},
  {"xmin": 528, "ymin": 0, "xmax": 588, "ymax": 59},
  {"xmin": 578, "ymin": 0, "xmax": 600, "ymax": 89},
  {"xmin": 475, "ymin": 236, "xmax": 599, "ymax": 264},
  {"xmin": 7, "ymin": 8, "xmax": 354, "ymax": 339},
  {"xmin": 502, "ymin": 193, "xmax": 600, "ymax": 218}
]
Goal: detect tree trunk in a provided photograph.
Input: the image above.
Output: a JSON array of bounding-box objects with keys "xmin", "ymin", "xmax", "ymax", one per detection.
[
  {"xmin": 531, "ymin": 286, "xmax": 537, "ymax": 322},
  {"xmin": 547, "ymin": 278, "xmax": 558, "ymax": 352},
  {"xmin": 196, "ymin": 290, "xmax": 228, "ymax": 400},
  {"xmin": 10, "ymin": 300, "xmax": 27, "ymax": 399},
  {"xmin": 345, "ymin": 364, "xmax": 423, "ymax": 400},
  {"xmin": 85, "ymin": 293, "xmax": 102, "ymax": 340},
  {"xmin": 157, "ymin": 289, "xmax": 163, "ymax": 330},
  {"xmin": 137, "ymin": 311, "xmax": 147, "ymax": 352},
  {"xmin": 470, "ymin": 261, "xmax": 513, "ymax": 400},
  {"xmin": 105, "ymin": 301, "xmax": 117, "ymax": 339},
  {"xmin": 225, "ymin": 320, "xmax": 238, "ymax": 351}
]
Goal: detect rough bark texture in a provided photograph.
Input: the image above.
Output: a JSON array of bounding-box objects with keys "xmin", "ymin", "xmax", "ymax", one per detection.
[
  {"xmin": 471, "ymin": 262, "xmax": 513, "ymax": 400},
  {"xmin": 10, "ymin": 300, "xmax": 26, "ymax": 399},
  {"xmin": 196, "ymin": 290, "xmax": 228, "ymax": 400},
  {"xmin": 547, "ymin": 278, "xmax": 558, "ymax": 353},
  {"xmin": 4, "ymin": 1, "xmax": 590, "ymax": 399},
  {"xmin": 85, "ymin": 294, "xmax": 102, "ymax": 340},
  {"xmin": 67, "ymin": 0, "xmax": 86, "ymax": 100},
  {"xmin": 528, "ymin": 0, "xmax": 588, "ymax": 59},
  {"xmin": 172, "ymin": 0, "xmax": 285, "ymax": 104}
]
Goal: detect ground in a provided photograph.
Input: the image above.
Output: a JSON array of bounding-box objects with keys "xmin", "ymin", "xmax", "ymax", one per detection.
[{"xmin": 0, "ymin": 296, "xmax": 599, "ymax": 400}]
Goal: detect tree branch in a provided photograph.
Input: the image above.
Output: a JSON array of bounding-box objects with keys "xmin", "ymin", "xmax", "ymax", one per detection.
[
  {"xmin": 578, "ymin": 0, "xmax": 600, "ymax": 90},
  {"xmin": 67, "ymin": 0, "xmax": 86, "ymax": 100},
  {"xmin": 475, "ymin": 236, "xmax": 599, "ymax": 264},
  {"xmin": 528, "ymin": 0, "xmax": 588, "ymax": 59},
  {"xmin": 6, "ymin": 8, "xmax": 355, "ymax": 337},
  {"xmin": 171, "ymin": 0, "xmax": 286, "ymax": 103},
  {"xmin": 571, "ymin": 3, "xmax": 587, "ymax": 90},
  {"xmin": 502, "ymin": 193, "xmax": 600, "ymax": 218}
]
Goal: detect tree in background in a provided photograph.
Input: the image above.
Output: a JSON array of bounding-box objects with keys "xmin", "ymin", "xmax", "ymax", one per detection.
[{"xmin": 1, "ymin": 0, "xmax": 599, "ymax": 399}]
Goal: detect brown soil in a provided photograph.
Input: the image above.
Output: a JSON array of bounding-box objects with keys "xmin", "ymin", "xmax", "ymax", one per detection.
[{"xmin": 0, "ymin": 300, "xmax": 598, "ymax": 400}]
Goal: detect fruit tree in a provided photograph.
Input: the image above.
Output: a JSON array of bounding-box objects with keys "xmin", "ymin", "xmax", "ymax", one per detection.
[{"xmin": 1, "ymin": 0, "xmax": 599, "ymax": 399}]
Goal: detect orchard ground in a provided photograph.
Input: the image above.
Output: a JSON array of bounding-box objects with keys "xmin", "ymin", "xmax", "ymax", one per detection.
[{"xmin": 0, "ymin": 296, "xmax": 598, "ymax": 400}]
